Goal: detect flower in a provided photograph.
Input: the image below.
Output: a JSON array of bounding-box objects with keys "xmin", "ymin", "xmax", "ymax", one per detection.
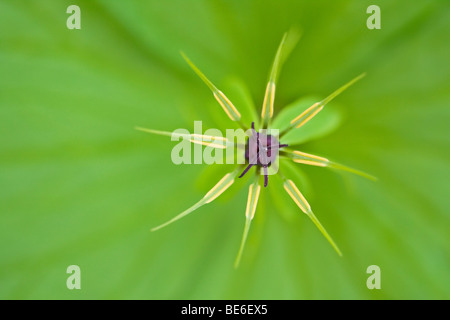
[{"xmin": 137, "ymin": 30, "xmax": 375, "ymax": 268}]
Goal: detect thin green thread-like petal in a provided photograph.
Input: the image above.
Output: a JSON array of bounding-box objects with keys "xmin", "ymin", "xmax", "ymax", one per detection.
[
  {"xmin": 151, "ymin": 168, "xmax": 240, "ymax": 231},
  {"xmin": 261, "ymin": 28, "xmax": 301, "ymax": 128},
  {"xmin": 283, "ymin": 178, "xmax": 342, "ymax": 256},
  {"xmin": 181, "ymin": 52, "xmax": 243, "ymax": 124},
  {"xmin": 234, "ymin": 175, "xmax": 261, "ymax": 268},
  {"xmin": 135, "ymin": 126, "xmax": 236, "ymax": 149},
  {"xmin": 281, "ymin": 73, "xmax": 366, "ymax": 136},
  {"xmin": 283, "ymin": 148, "xmax": 377, "ymax": 181}
]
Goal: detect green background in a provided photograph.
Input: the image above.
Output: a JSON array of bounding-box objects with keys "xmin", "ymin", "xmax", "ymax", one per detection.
[{"xmin": 1, "ymin": 0, "xmax": 449, "ymax": 299}]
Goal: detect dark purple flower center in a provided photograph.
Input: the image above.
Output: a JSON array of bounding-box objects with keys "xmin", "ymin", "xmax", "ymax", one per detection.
[{"xmin": 239, "ymin": 122, "xmax": 288, "ymax": 187}]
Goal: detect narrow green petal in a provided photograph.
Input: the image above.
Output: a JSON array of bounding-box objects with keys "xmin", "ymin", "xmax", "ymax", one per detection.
[
  {"xmin": 284, "ymin": 148, "xmax": 377, "ymax": 181},
  {"xmin": 261, "ymin": 33, "xmax": 286, "ymax": 122},
  {"xmin": 151, "ymin": 197, "xmax": 208, "ymax": 232},
  {"xmin": 151, "ymin": 169, "xmax": 239, "ymax": 231},
  {"xmin": 222, "ymin": 77, "xmax": 259, "ymax": 130},
  {"xmin": 320, "ymin": 73, "xmax": 366, "ymax": 107},
  {"xmin": 306, "ymin": 210, "xmax": 343, "ymax": 257},
  {"xmin": 328, "ymin": 161, "xmax": 378, "ymax": 181},
  {"xmin": 245, "ymin": 179, "xmax": 261, "ymax": 220},
  {"xmin": 289, "ymin": 102, "xmax": 324, "ymax": 129},
  {"xmin": 271, "ymin": 96, "xmax": 343, "ymax": 145},
  {"xmin": 283, "ymin": 178, "xmax": 311, "ymax": 213},
  {"xmin": 234, "ymin": 177, "xmax": 261, "ymax": 268},
  {"xmin": 135, "ymin": 126, "xmax": 234, "ymax": 149},
  {"xmin": 261, "ymin": 29, "xmax": 301, "ymax": 127},
  {"xmin": 261, "ymin": 81, "xmax": 276, "ymax": 124},
  {"xmin": 283, "ymin": 178, "xmax": 342, "ymax": 256},
  {"xmin": 286, "ymin": 73, "xmax": 366, "ymax": 131},
  {"xmin": 135, "ymin": 127, "xmax": 173, "ymax": 138},
  {"xmin": 234, "ymin": 218, "xmax": 251, "ymax": 269},
  {"xmin": 181, "ymin": 52, "xmax": 242, "ymax": 122},
  {"xmin": 289, "ymin": 150, "xmax": 330, "ymax": 167}
]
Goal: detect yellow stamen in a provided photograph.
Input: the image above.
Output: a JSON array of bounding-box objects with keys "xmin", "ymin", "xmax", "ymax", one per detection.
[
  {"xmin": 189, "ymin": 139, "xmax": 227, "ymax": 149},
  {"xmin": 261, "ymin": 82, "xmax": 276, "ymax": 120},
  {"xmin": 190, "ymin": 134, "xmax": 227, "ymax": 141},
  {"xmin": 283, "ymin": 178, "xmax": 342, "ymax": 256},
  {"xmin": 245, "ymin": 184, "xmax": 261, "ymax": 220},
  {"xmin": 293, "ymin": 150, "xmax": 329, "ymax": 162},
  {"xmin": 213, "ymin": 91, "xmax": 241, "ymax": 121},
  {"xmin": 204, "ymin": 173, "xmax": 234, "ymax": 203},
  {"xmin": 284, "ymin": 179, "xmax": 310, "ymax": 213},
  {"xmin": 136, "ymin": 127, "xmax": 232, "ymax": 149},
  {"xmin": 290, "ymin": 102, "xmax": 323, "ymax": 129},
  {"xmin": 293, "ymin": 159, "xmax": 327, "ymax": 167}
]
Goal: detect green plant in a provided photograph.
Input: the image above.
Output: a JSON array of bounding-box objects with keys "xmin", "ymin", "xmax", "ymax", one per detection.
[{"xmin": 138, "ymin": 30, "xmax": 375, "ymax": 267}]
